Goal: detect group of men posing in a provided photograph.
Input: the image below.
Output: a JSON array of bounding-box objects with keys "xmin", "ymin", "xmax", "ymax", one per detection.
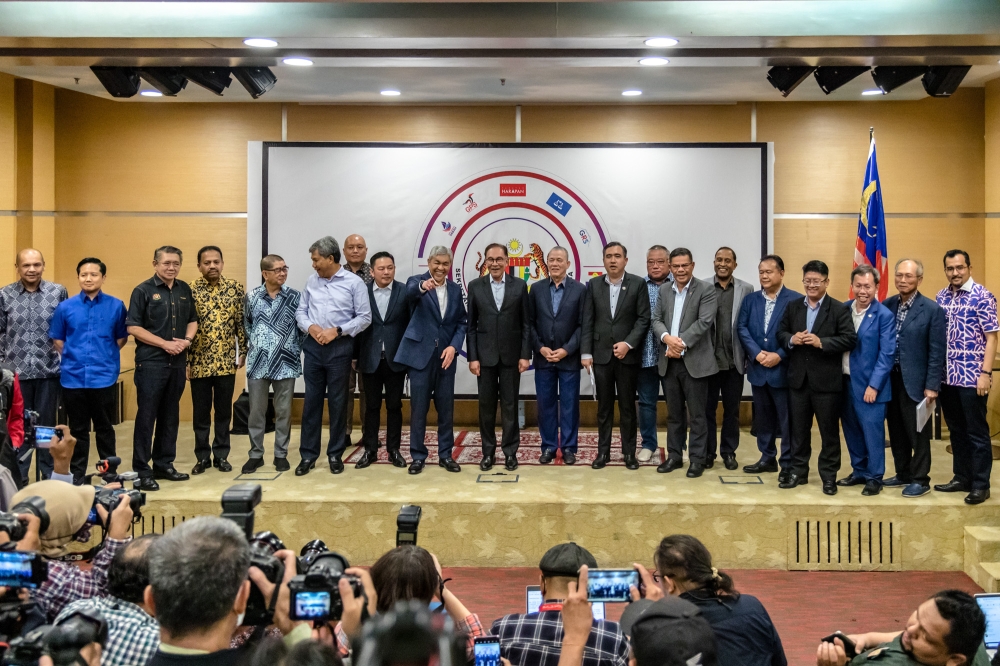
[{"xmin": 0, "ymin": 237, "xmax": 994, "ymax": 506}]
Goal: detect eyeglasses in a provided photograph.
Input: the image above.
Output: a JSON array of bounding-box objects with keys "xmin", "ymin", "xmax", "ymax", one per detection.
[
  {"xmin": 802, "ymin": 279, "xmax": 827, "ymax": 287},
  {"xmin": 670, "ymin": 263, "xmax": 692, "ymax": 270},
  {"xmin": 652, "ymin": 571, "xmax": 663, "ymax": 583},
  {"xmin": 944, "ymin": 266, "xmax": 967, "ymax": 274},
  {"xmin": 265, "ymin": 267, "xmax": 289, "ymax": 274},
  {"xmin": 485, "ymin": 257, "xmax": 507, "ymax": 264}
]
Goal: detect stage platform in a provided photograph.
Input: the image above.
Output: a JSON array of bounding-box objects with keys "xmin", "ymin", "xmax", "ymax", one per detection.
[{"xmin": 92, "ymin": 423, "xmax": 999, "ymax": 572}]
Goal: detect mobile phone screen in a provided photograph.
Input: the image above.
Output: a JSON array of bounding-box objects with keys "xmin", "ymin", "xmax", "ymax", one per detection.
[
  {"xmin": 292, "ymin": 591, "xmax": 331, "ymax": 620},
  {"xmin": 0, "ymin": 551, "xmax": 43, "ymax": 588},
  {"xmin": 473, "ymin": 637, "xmax": 500, "ymax": 666},
  {"xmin": 978, "ymin": 595, "xmax": 1000, "ymax": 649},
  {"xmin": 33, "ymin": 426, "xmax": 58, "ymax": 448},
  {"xmin": 586, "ymin": 569, "xmax": 639, "ymax": 603}
]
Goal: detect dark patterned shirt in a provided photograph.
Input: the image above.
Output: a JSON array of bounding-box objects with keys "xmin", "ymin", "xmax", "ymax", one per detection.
[
  {"xmin": 491, "ymin": 611, "xmax": 629, "ymax": 666},
  {"xmin": 0, "ymin": 280, "xmax": 68, "ymax": 379},
  {"xmin": 57, "ymin": 595, "xmax": 159, "ymax": 666},
  {"xmin": 245, "ymin": 285, "xmax": 303, "ymax": 381},
  {"xmin": 893, "ymin": 291, "xmax": 917, "ymax": 364},
  {"xmin": 346, "ymin": 261, "xmax": 374, "ymax": 285},
  {"xmin": 189, "ymin": 276, "xmax": 248, "ymax": 378}
]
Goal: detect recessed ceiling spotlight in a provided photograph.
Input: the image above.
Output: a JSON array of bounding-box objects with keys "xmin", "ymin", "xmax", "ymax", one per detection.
[
  {"xmin": 381, "ymin": 89, "xmax": 401, "ymax": 96},
  {"xmin": 139, "ymin": 90, "xmax": 163, "ymax": 97},
  {"xmin": 861, "ymin": 89, "xmax": 885, "ymax": 96},
  {"xmin": 644, "ymin": 37, "xmax": 678, "ymax": 47},
  {"xmin": 639, "ymin": 57, "xmax": 670, "ymax": 66},
  {"xmin": 622, "ymin": 89, "xmax": 643, "ymax": 96},
  {"xmin": 244, "ymin": 38, "xmax": 278, "ymax": 48},
  {"xmin": 282, "ymin": 58, "xmax": 313, "ymax": 66}
]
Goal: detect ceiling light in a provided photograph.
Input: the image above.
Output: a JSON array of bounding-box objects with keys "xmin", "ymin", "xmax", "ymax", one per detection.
[
  {"xmin": 861, "ymin": 89, "xmax": 884, "ymax": 96},
  {"xmin": 282, "ymin": 58, "xmax": 313, "ymax": 66},
  {"xmin": 622, "ymin": 90, "xmax": 642, "ymax": 96},
  {"xmin": 90, "ymin": 66, "xmax": 140, "ymax": 98},
  {"xmin": 871, "ymin": 66, "xmax": 927, "ymax": 94},
  {"xmin": 922, "ymin": 66, "xmax": 971, "ymax": 97},
  {"xmin": 381, "ymin": 89, "xmax": 401, "ymax": 96},
  {"xmin": 644, "ymin": 37, "xmax": 678, "ymax": 47},
  {"xmin": 766, "ymin": 66, "xmax": 816, "ymax": 97},
  {"xmin": 243, "ymin": 38, "xmax": 278, "ymax": 48},
  {"xmin": 139, "ymin": 90, "xmax": 163, "ymax": 97},
  {"xmin": 814, "ymin": 66, "xmax": 871, "ymax": 94},
  {"xmin": 639, "ymin": 57, "xmax": 669, "ymax": 66}
]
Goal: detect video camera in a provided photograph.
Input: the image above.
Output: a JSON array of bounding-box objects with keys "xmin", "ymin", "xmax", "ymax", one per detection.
[
  {"xmin": 2, "ymin": 607, "xmax": 108, "ymax": 666},
  {"xmin": 0, "ymin": 498, "xmax": 50, "ymax": 543},
  {"xmin": 288, "ymin": 540, "xmax": 361, "ymax": 623}
]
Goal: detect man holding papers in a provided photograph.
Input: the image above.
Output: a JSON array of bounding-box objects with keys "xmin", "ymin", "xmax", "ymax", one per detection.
[{"xmin": 882, "ymin": 259, "xmax": 946, "ymax": 498}]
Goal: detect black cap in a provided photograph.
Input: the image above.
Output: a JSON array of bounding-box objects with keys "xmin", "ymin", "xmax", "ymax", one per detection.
[
  {"xmin": 538, "ymin": 542, "xmax": 598, "ymax": 578},
  {"xmin": 618, "ymin": 598, "xmax": 655, "ymax": 637},
  {"xmin": 630, "ymin": 597, "xmax": 718, "ymax": 666}
]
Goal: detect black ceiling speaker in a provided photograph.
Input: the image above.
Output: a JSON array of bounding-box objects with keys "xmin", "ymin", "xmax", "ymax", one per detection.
[
  {"xmin": 182, "ymin": 67, "xmax": 233, "ymax": 95},
  {"xmin": 232, "ymin": 67, "xmax": 277, "ymax": 99},
  {"xmin": 766, "ymin": 66, "xmax": 816, "ymax": 97},
  {"xmin": 871, "ymin": 66, "xmax": 927, "ymax": 94},
  {"xmin": 922, "ymin": 66, "xmax": 971, "ymax": 97},
  {"xmin": 91, "ymin": 67, "xmax": 140, "ymax": 98},
  {"xmin": 138, "ymin": 68, "xmax": 188, "ymax": 96},
  {"xmin": 814, "ymin": 66, "xmax": 871, "ymax": 94}
]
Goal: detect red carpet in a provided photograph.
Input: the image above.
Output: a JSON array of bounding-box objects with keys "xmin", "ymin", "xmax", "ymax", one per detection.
[{"xmin": 439, "ymin": 567, "xmax": 982, "ymax": 665}]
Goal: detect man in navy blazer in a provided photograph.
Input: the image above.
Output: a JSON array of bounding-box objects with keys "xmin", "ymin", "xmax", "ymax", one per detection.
[
  {"xmin": 882, "ymin": 258, "xmax": 946, "ymax": 497},
  {"xmin": 527, "ymin": 247, "xmax": 587, "ymax": 465},
  {"xmin": 354, "ymin": 252, "xmax": 411, "ymax": 470},
  {"xmin": 839, "ymin": 265, "xmax": 896, "ymax": 496},
  {"xmin": 736, "ymin": 255, "xmax": 802, "ymax": 481},
  {"xmin": 394, "ymin": 246, "xmax": 467, "ymax": 475}
]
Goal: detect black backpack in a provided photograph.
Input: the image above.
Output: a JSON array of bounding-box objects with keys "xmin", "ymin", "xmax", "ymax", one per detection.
[{"xmin": 231, "ymin": 390, "xmax": 275, "ymax": 435}]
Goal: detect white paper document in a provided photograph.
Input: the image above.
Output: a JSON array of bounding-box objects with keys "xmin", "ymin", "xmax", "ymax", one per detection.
[
  {"xmin": 587, "ymin": 367, "xmax": 596, "ymax": 398},
  {"xmin": 916, "ymin": 397, "xmax": 933, "ymax": 431}
]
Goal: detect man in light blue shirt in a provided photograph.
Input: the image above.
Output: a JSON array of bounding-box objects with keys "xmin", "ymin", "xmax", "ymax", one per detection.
[{"xmin": 295, "ymin": 236, "xmax": 371, "ymax": 476}]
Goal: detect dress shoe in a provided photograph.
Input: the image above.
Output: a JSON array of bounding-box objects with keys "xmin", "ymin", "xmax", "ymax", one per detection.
[
  {"xmin": 408, "ymin": 459, "xmax": 425, "ymax": 475},
  {"xmin": 388, "ymin": 451, "xmax": 407, "ymax": 468},
  {"xmin": 823, "ymin": 481, "xmax": 838, "ymax": 496},
  {"xmin": 836, "ymin": 474, "xmax": 864, "ymax": 487},
  {"xmin": 704, "ymin": 457, "xmax": 715, "ymax": 470},
  {"xmin": 778, "ymin": 470, "xmax": 791, "ymax": 485},
  {"xmin": 657, "ymin": 458, "xmax": 683, "ymax": 474},
  {"xmin": 241, "ymin": 458, "xmax": 264, "ymax": 474},
  {"xmin": 636, "ymin": 448, "xmax": 654, "ymax": 463},
  {"xmin": 882, "ymin": 476, "xmax": 907, "ymax": 488},
  {"xmin": 539, "ymin": 450, "xmax": 555, "ymax": 464},
  {"xmin": 480, "ymin": 456, "xmax": 494, "ymax": 472},
  {"xmin": 591, "ymin": 453, "xmax": 609, "ymax": 470},
  {"xmin": 215, "ymin": 459, "xmax": 232, "ymax": 473},
  {"xmin": 439, "ymin": 458, "xmax": 461, "ymax": 473},
  {"xmin": 965, "ymin": 489, "xmax": 991, "ymax": 505},
  {"xmin": 686, "ymin": 464, "xmax": 705, "ymax": 478},
  {"xmin": 191, "ymin": 459, "xmax": 212, "ymax": 475},
  {"xmin": 153, "ymin": 467, "xmax": 189, "ymax": 482},
  {"xmin": 778, "ymin": 473, "xmax": 807, "ymax": 489},
  {"xmin": 136, "ymin": 477, "xmax": 160, "ymax": 491},
  {"xmin": 562, "ymin": 450, "xmax": 576, "ymax": 465},
  {"xmin": 624, "ymin": 455, "xmax": 639, "ymax": 471},
  {"xmin": 744, "ymin": 459, "xmax": 778, "ymax": 474},
  {"xmin": 355, "ymin": 451, "xmax": 377, "ymax": 469},
  {"xmin": 934, "ymin": 479, "xmax": 971, "ymax": 493},
  {"xmin": 505, "ymin": 457, "xmax": 519, "ymax": 471},
  {"xmin": 722, "ymin": 455, "xmax": 738, "ymax": 471},
  {"xmin": 273, "ymin": 457, "xmax": 290, "ymax": 472},
  {"xmin": 861, "ymin": 480, "xmax": 881, "ymax": 496},
  {"xmin": 902, "ymin": 483, "xmax": 930, "ymax": 498},
  {"xmin": 295, "ymin": 459, "xmax": 316, "ymax": 476},
  {"xmin": 329, "ymin": 458, "xmax": 345, "ymax": 474}
]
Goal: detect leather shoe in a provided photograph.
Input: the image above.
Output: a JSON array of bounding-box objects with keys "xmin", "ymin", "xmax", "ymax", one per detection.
[
  {"xmin": 505, "ymin": 457, "xmax": 519, "ymax": 471},
  {"xmin": 295, "ymin": 459, "xmax": 316, "ymax": 476},
  {"xmin": 837, "ymin": 474, "xmax": 864, "ymax": 487},
  {"xmin": 657, "ymin": 458, "xmax": 683, "ymax": 474},
  {"xmin": 704, "ymin": 457, "xmax": 715, "ymax": 470},
  {"xmin": 778, "ymin": 473, "xmax": 807, "ymax": 489},
  {"xmin": 191, "ymin": 459, "xmax": 212, "ymax": 475},
  {"xmin": 214, "ymin": 458, "xmax": 232, "ymax": 473},
  {"xmin": 591, "ymin": 453, "xmax": 609, "ymax": 470},
  {"xmin": 439, "ymin": 458, "xmax": 461, "ymax": 473},
  {"xmin": 136, "ymin": 477, "xmax": 160, "ymax": 491},
  {"xmin": 965, "ymin": 489, "xmax": 991, "ymax": 505},
  {"xmin": 355, "ymin": 451, "xmax": 377, "ymax": 469},
  {"xmin": 861, "ymin": 480, "xmax": 881, "ymax": 496},
  {"xmin": 823, "ymin": 481, "xmax": 838, "ymax": 495},
  {"xmin": 624, "ymin": 455, "xmax": 639, "ymax": 471},
  {"xmin": 273, "ymin": 457, "xmax": 290, "ymax": 472},
  {"xmin": 722, "ymin": 455, "xmax": 738, "ymax": 471},
  {"xmin": 686, "ymin": 463, "xmax": 705, "ymax": 478},
  {"xmin": 329, "ymin": 458, "xmax": 344, "ymax": 474},
  {"xmin": 539, "ymin": 450, "xmax": 555, "ymax": 464},
  {"xmin": 562, "ymin": 451, "xmax": 576, "ymax": 465},
  {"xmin": 153, "ymin": 467, "xmax": 189, "ymax": 482},
  {"xmin": 388, "ymin": 451, "xmax": 407, "ymax": 468},
  {"xmin": 480, "ymin": 456, "xmax": 494, "ymax": 472},
  {"xmin": 744, "ymin": 459, "xmax": 778, "ymax": 474},
  {"xmin": 408, "ymin": 459, "xmax": 425, "ymax": 475},
  {"xmin": 882, "ymin": 476, "xmax": 907, "ymax": 488},
  {"xmin": 241, "ymin": 458, "xmax": 264, "ymax": 474},
  {"xmin": 934, "ymin": 479, "xmax": 971, "ymax": 493},
  {"xmin": 902, "ymin": 483, "xmax": 930, "ymax": 498}
]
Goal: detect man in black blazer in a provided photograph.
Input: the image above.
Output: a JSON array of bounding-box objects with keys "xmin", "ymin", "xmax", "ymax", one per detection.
[
  {"xmin": 467, "ymin": 243, "xmax": 531, "ymax": 471},
  {"xmin": 354, "ymin": 251, "xmax": 411, "ymax": 470},
  {"xmin": 581, "ymin": 242, "xmax": 651, "ymax": 470},
  {"xmin": 882, "ymin": 258, "xmax": 946, "ymax": 497},
  {"xmin": 777, "ymin": 260, "xmax": 857, "ymax": 495}
]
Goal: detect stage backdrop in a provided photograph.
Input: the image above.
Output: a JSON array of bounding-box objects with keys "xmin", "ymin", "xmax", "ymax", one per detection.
[{"xmin": 248, "ymin": 142, "xmax": 774, "ymax": 396}]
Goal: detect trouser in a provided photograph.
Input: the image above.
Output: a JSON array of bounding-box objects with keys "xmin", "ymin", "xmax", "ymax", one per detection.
[
  {"xmin": 662, "ymin": 360, "xmax": 709, "ymax": 466},
  {"xmin": 789, "ymin": 387, "xmax": 842, "ymax": 482},
  {"xmin": 594, "ymin": 359, "xmax": 638, "ymax": 458},
  {"xmin": 637, "ymin": 366, "xmax": 661, "ymax": 451},
  {"xmin": 478, "ymin": 363, "xmax": 520, "ymax": 460},
  {"xmin": 191, "ymin": 374, "xmax": 236, "ymax": 463},
  {"xmin": 132, "ymin": 363, "xmax": 186, "ymax": 478},
  {"xmin": 750, "ymin": 383, "xmax": 793, "ymax": 470},
  {"xmin": 248, "ymin": 377, "xmax": 295, "ymax": 460},
  {"xmin": 939, "ymin": 383, "xmax": 992, "ymax": 490},
  {"xmin": 361, "ymin": 359, "xmax": 406, "ymax": 454},
  {"xmin": 534, "ymin": 366, "xmax": 580, "ymax": 453},
  {"xmin": 706, "ymin": 367, "xmax": 743, "ymax": 460},
  {"xmin": 841, "ymin": 377, "xmax": 887, "ymax": 482},
  {"xmin": 63, "ymin": 384, "xmax": 117, "ymax": 484},
  {"xmin": 885, "ymin": 369, "xmax": 932, "ymax": 486},
  {"xmin": 408, "ymin": 354, "xmax": 456, "ymax": 461},
  {"xmin": 19, "ymin": 377, "xmax": 59, "ymax": 480},
  {"xmin": 300, "ymin": 336, "xmax": 353, "ymax": 462},
  {"xmin": 342, "ymin": 369, "xmax": 366, "ymax": 450}
]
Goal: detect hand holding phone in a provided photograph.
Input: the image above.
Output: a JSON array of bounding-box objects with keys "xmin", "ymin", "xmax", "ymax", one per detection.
[
  {"xmin": 821, "ymin": 632, "xmax": 858, "ymax": 659},
  {"xmin": 473, "ymin": 636, "xmax": 500, "ymax": 666},
  {"xmin": 586, "ymin": 569, "xmax": 639, "ymax": 603},
  {"xmin": 33, "ymin": 425, "xmax": 61, "ymax": 448}
]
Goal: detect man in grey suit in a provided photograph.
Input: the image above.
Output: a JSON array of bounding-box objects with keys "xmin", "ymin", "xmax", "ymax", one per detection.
[
  {"xmin": 706, "ymin": 247, "xmax": 753, "ymax": 471},
  {"xmin": 652, "ymin": 248, "xmax": 718, "ymax": 477}
]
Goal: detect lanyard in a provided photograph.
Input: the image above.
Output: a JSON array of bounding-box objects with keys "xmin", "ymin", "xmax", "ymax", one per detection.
[{"xmin": 538, "ymin": 602, "xmax": 563, "ymax": 612}]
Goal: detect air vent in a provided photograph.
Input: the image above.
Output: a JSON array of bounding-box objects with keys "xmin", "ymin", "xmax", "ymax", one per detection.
[{"xmin": 788, "ymin": 519, "xmax": 901, "ymax": 571}]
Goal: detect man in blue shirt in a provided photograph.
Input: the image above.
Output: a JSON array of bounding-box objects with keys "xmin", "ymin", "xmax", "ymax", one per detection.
[{"xmin": 49, "ymin": 257, "xmax": 128, "ymax": 484}]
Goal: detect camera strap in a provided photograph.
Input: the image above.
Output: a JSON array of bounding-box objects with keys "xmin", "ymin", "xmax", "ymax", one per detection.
[
  {"xmin": 433, "ymin": 578, "xmax": 453, "ymax": 613},
  {"xmin": 266, "ymin": 560, "xmax": 285, "ymax": 620}
]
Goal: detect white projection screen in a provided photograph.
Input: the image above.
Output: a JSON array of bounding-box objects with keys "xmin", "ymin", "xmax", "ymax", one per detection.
[{"xmin": 248, "ymin": 142, "xmax": 775, "ymax": 396}]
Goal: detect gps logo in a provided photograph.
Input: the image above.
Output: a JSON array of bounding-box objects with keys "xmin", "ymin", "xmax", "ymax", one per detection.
[{"xmin": 500, "ymin": 184, "xmax": 526, "ymax": 197}]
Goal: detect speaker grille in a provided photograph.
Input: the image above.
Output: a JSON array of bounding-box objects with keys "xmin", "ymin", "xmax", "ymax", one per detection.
[{"xmin": 789, "ymin": 519, "xmax": 901, "ymax": 571}]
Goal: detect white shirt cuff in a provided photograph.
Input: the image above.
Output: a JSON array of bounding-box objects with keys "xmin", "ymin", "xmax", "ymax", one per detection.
[{"xmin": 581, "ymin": 354, "xmax": 593, "ymax": 360}]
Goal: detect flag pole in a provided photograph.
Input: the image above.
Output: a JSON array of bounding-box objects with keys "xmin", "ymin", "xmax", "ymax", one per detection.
[{"xmin": 869, "ymin": 126, "xmax": 874, "ymax": 141}]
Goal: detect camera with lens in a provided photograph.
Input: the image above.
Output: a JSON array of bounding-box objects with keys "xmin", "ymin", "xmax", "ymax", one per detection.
[
  {"xmin": 288, "ymin": 540, "xmax": 361, "ymax": 623},
  {"xmin": 220, "ymin": 484, "xmax": 284, "ymax": 627},
  {"xmin": 2, "ymin": 608, "xmax": 108, "ymax": 666},
  {"xmin": 93, "ymin": 487, "xmax": 145, "ymax": 523},
  {"xmin": 0, "ymin": 498, "xmax": 50, "ymax": 543}
]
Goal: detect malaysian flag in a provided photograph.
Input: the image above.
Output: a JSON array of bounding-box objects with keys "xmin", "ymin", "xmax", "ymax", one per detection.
[{"xmin": 852, "ymin": 130, "xmax": 889, "ymax": 301}]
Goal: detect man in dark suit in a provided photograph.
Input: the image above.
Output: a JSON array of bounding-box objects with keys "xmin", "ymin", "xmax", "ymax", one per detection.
[
  {"xmin": 651, "ymin": 248, "xmax": 718, "ymax": 477},
  {"xmin": 467, "ymin": 243, "xmax": 531, "ymax": 472},
  {"xmin": 395, "ymin": 246, "xmax": 467, "ymax": 475},
  {"xmin": 882, "ymin": 258, "xmax": 946, "ymax": 498},
  {"xmin": 581, "ymin": 242, "xmax": 651, "ymax": 470},
  {"xmin": 736, "ymin": 254, "xmax": 802, "ymax": 481},
  {"xmin": 528, "ymin": 246, "xmax": 587, "ymax": 465},
  {"xmin": 777, "ymin": 260, "xmax": 857, "ymax": 495},
  {"xmin": 354, "ymin": 251, "xmax": 411, "ymax": 470}
]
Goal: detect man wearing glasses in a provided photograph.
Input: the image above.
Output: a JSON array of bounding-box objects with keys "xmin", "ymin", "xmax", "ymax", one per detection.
[{"xmin": 242, "ymin": 255, "xmax": 302, "ymax": 473}]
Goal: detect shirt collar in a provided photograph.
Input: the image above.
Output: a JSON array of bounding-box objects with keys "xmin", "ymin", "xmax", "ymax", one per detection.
[
  {"xmin": 959, "ymin": 277, "xmax": 975, "ymax": 292},
  {"xmin": 899, "ymin": 291, "xmax": 918, "ymax": 308},
  {"xmin": 491, "ymin": 275, "xmax": 505, "ymax": 286},
  {"xmin": 852, "ymin": 300, "xmax": 871, "ymax": 316},
  {"xmin": 373, "ymin": 282, "xmax": 392, "ymax": 292},
  {"xmin": 550, "ymin": 279, "xmax": 565, "ymax": 291},
  {"xmin": 605, "ymin": 274, "xmax": 624, "ymax": 287},
  {"xmin": 195, "ymin": 276, "xmax": 228, "ymax": 289},
  {"xmin": 78, "ymin": 290, "xmax": 103, "ymax": 303},
  {"xmin": 645, "ymin": 274, "xmax": 668, "ymax": 286},
  {"xmin": 763, "ymin": 285, "xmax": 783, "ymax": 301},
  {"xmin": 713, "ymin": 275, "xmax": 734, "ymax": 289},
  {"xmin": 672, "ymin": 279, "xmax": 691, "ymax": 294},
  {"xmin": 805, "ymin": 295, "xmax": 825, "ymax": 310}
]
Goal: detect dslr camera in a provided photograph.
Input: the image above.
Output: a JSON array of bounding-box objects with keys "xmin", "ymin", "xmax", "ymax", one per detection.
[
  {"xmin": 93, "ymin": 487, "xmax": 145, "ymax": 523},
  {"xmin": 0, "ymin": 497, "xmax": 50, "ymax": 543},
  {"xmin": 288, "ymin": 540, "xmax": 362, "ymax": 623},
  {"xmin": 2, "ymin": 608, "xmax": 108, "ymax": 666}
]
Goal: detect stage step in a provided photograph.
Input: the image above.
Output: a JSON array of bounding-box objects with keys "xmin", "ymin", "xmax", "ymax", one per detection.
[{"xmin": 964, "ymin": 526, "xmax": 1000, "ymax": 592}]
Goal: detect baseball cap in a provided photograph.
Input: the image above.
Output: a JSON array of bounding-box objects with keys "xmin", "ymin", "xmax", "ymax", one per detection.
[
  {"xmin": 619, "ymin": 598, "xmax": 655, "ymax": 637},
  {"xmin": 630, "ymin": 597, "xmax": 718, "ymax": 666},
  {"xmin": 538, "ymin": 542, "xmax": 598, "ymax": 578}
]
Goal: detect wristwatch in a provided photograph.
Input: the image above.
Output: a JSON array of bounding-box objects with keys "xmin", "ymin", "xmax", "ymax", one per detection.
[{"xmin": 336, "ymin": 326, "xmax": 343, "ymax": 337}]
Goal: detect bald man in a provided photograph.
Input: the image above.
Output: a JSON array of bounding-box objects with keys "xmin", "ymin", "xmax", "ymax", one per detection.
[
  {"xmin": 342, "ymin": 234, "xmax": 373, "ymax": 451},
  {"xmin": 0, "ymin": 249, "xmax": 68, "ymax": 481}
]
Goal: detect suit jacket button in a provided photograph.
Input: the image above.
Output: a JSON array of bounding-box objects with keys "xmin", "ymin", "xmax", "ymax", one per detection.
[{"xmin": 764, "ymin": 337, "xmax": 768, "ymax": 342}]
